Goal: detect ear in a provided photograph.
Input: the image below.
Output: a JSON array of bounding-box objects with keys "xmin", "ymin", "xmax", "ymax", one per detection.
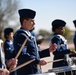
[
  {"xmin": 23, "ymin": 19, "xmax": 27, "ymax": 25},
  {"xmin": 24, "ymin": 19, "xmax": 27, "ymax": 23}
]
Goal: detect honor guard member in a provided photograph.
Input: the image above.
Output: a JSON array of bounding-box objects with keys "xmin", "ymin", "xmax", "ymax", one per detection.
[
  {"xmin": 3, "ymin": 28, "xmax": 17, "ymax": 75},
  {"xmin": 4, "ymin": 28, "xmax": 14, "ymax": 60},
  {"xmin": 51, "ymin": 19, "xmax": 75, "ymax": 68},
  {"xmin": 13, "ymin": 9, "xmax": 56, "ymax": 75},
  {"xmin": 73, "ymin": 20, "xmax": 76, "ymax": 51}
]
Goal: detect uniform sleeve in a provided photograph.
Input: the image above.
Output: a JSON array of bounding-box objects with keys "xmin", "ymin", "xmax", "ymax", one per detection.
[{"xmin": 39, "ymin": 48, "xmax": 50, "ymax": 58}]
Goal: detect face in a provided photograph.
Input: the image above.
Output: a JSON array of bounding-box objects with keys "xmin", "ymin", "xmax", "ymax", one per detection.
[
  {"xmin": 8, "ymin": 32, "xmax": 14, "ymax": 40},
  {"xmin": 22, "ymin": 18, "xmax": 35, "ymax": 30},
  {"xmin": 55, "ymin": 27, "xmax": 65, "ymax": 35}
]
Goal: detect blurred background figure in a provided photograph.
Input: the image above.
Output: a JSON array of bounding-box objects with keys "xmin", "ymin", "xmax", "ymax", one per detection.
[
  {"xmin": 3, "ymin": 28, "xmax": 14, "ymax": 60},
  {"xmin": 73, "ymin": 20, "xmax": 76, "ymax": 51},
  {"xmin": 3, "ymin": 27, "xmax": 17, "ymax": 75}
]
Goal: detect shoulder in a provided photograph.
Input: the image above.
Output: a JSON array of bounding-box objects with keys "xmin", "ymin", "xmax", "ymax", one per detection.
[
  {"xmin": 51, "ymin": 34, "xmax": 60, "ymax": 40},
  {"xmin": 14, "ymin": 29, "xmax": 27, "ymax": 38},
  {"xmin": 4, "ymin": 40, "xmax": 10, "ymax": 45},
  {"xmin": 4, "ymin": 40, "xmax": 11, "ymax": 48}
]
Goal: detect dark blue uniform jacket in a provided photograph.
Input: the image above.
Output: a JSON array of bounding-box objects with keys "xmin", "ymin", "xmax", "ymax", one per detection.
[
  {"xmin": 51, "ymin": 33, "xmax": 70, "ymax": 68},
  {"xmin": 13, "ymin": 28, "xmax": 50, "ymax": 75}
]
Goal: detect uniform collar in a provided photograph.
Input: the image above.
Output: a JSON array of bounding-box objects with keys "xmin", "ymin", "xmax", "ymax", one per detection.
[{"xmin": 20, "ymin": 27, "xmax": 34, "ymax": 39}]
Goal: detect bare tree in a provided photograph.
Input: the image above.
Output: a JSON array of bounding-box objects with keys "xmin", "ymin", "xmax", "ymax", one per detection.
[{"xmin": 0, "ymin": 0, "xmax": 19, "ymax": 39}]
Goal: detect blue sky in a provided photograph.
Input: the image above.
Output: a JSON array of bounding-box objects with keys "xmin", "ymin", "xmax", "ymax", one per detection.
[{"xmin": 18, "ymin": 0, "xmax": 76, "ymax": 33}]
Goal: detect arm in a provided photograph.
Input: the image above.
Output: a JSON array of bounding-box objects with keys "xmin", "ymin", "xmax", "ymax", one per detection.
[{"xmin": 39, "ymin": 48, "xmax": 50, "ymax": 58}]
